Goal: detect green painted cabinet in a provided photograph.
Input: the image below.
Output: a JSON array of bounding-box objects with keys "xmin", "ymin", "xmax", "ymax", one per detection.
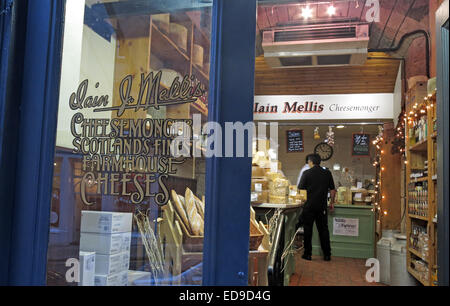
[{"xmin": 312, "ymin": 205, "xmax": 375, "ymax": 259}]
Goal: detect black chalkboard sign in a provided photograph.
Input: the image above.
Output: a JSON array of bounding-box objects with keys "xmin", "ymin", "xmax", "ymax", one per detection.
[
  {"xmin": 286, "ymin": 129, "xmax": 304, "ymax": 153},
  {"xmin": 352, "ymin": 133, "xmax": 370, "ymax": 156}
]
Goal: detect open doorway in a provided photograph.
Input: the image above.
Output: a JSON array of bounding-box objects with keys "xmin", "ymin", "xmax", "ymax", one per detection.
[{"xmin": 250, "ymin": 0, "xmax": 443, "ymax": 287}]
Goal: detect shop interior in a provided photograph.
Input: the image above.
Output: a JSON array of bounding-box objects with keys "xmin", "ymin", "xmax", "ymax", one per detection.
[
  {"xmin": 249, "ymin": 0, "xmax": 442, "ymax": 286},
  {"xmin": 45, "ymin": 0, "xmax": 446, "ymax": 286}
]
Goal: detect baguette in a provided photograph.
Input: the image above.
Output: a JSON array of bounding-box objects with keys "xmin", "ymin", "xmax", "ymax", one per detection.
[
  {"xmin": 185, "ymin": 188, "xmax": 204, "ymax": 236},
  {"xmin": 171, "ymin": 190, "xmax": 192, "ymax": 234},
  {"xmin": 193, "ymin": 195, "xmax": 205, "ymax": 220}
]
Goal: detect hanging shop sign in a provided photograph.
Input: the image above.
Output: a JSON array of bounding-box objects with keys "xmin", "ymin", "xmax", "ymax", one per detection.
[
  {"xmin": 253, "ymin": 94, "xmax": 394, "ymax": 121},
  {"xmin": 352, "ymin": 133, "xmax": 371, "ymax": 156},
  {"xmin": 286, "ymin": 129, "xmax": 304, "ymax": 153},
  {"xmin": 333, "ymin": 217, "xmax": 359, "ymax": 237},
  {"xmin": 68, "ymin": 71, "xmax": 205, "ymax": 206}
]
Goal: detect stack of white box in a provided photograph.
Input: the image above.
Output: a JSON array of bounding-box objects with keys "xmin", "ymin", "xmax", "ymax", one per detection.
[{"xmin": 80, "ymin": 211, "xmax": 132, "ymax": 286}]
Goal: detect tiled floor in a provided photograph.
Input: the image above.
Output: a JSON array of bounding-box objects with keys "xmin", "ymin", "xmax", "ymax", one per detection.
[{"xmin": 289, "ymin": 253, "xmax": 386, "ymax": 286}]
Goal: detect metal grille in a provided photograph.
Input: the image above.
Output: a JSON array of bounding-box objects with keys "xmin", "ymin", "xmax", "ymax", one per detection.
[{"xmin": 274, "ymin": 26, "xmax": 357, "ymax": 42}]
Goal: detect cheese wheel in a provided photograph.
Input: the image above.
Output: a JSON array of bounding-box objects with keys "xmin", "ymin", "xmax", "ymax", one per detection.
[
  {"xmin": 269, "ymin": 195, "xmax": 288, "ymax": 204},
  {"xmin": 269, "ymin": 187, "xmax": 288, "ymax": 197},
  {"xmin": 185, "ymin": 188, "xmax": 204, "ymax": 236},
  {"xmin": 152, "ymin": 14, "xmax": 170, "ymax": 35},
  {"xmin": 193, "ymin": 44, "xmax": 204, "ymax": 67},
  {"xmin": 266, "ymin": 172, "xmax": 283, "ymax": 181},
  {"xmin": 169, "ymin": 23, "xmax": 188, "ymax": 52},
  {"xmin": 252, "ymin": 166, "xmax": 265, "ymax": 178},
  {"xmin": 171, "ymin": 190, "xmax": 192, "ymax": 234},
  {"xmin": 299, "ymin": 190, "xmax": 307, "ymax": 201},
  {"xmin": 269, "ymin": 178, "xmax": 289, "ymax": 187},
  {"xmin": 251, "ymin": 178, "xmax": 269, "ymax": 192}
]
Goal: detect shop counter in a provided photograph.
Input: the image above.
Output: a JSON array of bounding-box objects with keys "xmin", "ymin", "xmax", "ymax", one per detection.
[
  {"xmin": 312, "ymin": 204, "xmax": 375, "ymax": 259},
  {"xmin": 251, "ymin": 202, "xmax": 303, "ymax": 286}
]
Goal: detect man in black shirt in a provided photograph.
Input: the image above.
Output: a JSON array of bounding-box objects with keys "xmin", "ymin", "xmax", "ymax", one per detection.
[{"xmin": 298, "ymin": 154, "xmax": 336, "ymax": 261}]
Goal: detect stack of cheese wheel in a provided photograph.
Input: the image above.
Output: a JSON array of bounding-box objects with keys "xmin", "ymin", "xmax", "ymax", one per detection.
[
  {"xmin": 169, "ymin": 23, "xmax": 188, "ymax": 52},
  {"xmin": 170, "ymin": 188, "xmax": 204, "ymax": 236},
  {"xmin": 193, "ymin": 44, "xmax": 204, "ymax": 68},
  {"xmin": 152, "ymin": 14, "xmax": 170, "ymax": 35},
  {"xmin": 267, "ymin": 173, "xmax": 289, "ymax": 204}
]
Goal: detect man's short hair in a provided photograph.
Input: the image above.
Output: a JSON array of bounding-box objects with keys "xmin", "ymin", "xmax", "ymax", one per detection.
[{"xmin": 307, "ymin": 154, "xmax": 321, "ymax": 165}]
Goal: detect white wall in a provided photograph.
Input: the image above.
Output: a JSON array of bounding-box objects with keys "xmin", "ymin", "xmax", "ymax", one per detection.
[
  {"xmin": 393, "ymin": 63, "xmax": 403, "ymax": 127},
  {"xmin": 56, "ymin": 0, "xmax": 117, "ymax": 149}
]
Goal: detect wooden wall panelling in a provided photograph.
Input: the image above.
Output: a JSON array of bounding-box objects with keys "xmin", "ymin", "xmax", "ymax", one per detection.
[
  {"xmin": 255, "ymin": 53, "xmax": 400, "ymax": 95},
  {"xmin": 380, "ymin": 123, "xmax": 402, "ymax": 230}
]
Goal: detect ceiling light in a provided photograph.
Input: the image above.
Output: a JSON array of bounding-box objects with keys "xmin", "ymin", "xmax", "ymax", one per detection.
[
  {"xmin": 336, "ymin": 125, "xmax": 345, "ymax": 129},
  {"xmin": 327, "ymin": 5, "xmax": 336, "ymax": 16},
  {"xmin": 302, "ymin": 6, "xmax": 313, "ymax": 19}
]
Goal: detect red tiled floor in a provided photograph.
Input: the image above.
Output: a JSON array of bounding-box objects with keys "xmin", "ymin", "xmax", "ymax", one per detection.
[{"xmin": 290, "ymin": 254, "xmax": 386, "ymax": 286}]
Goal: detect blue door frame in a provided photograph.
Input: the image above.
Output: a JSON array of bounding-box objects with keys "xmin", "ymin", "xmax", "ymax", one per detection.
[
  {"xmin": 436, "ymin": 0, "xmax": 449, "ymax": 287},
  {"xmin": 0, "ymin": 0, "xmax": 31, "ymax": 285},
  {"xmin": 0, "ymin": 0, "xmax": 257, "ymax": 285}
]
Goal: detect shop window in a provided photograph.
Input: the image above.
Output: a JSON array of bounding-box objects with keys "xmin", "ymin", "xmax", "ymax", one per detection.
[{"xmin": 47, "ymin": 0, "xmax": 212, "ymax": 286}]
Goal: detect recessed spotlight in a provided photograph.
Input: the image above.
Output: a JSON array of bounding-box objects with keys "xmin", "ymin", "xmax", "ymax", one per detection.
[
  {"xmin": 302, "ymin": 6, "xmax": 313, "ymax": 19},
  {"xmin": 327, "ymin": 5, "xmax": 336, "ymax": 16}
]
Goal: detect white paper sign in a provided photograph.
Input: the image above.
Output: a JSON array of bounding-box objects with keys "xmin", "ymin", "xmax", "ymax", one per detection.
[
  {"xmin": 254, "ymin": 94, "xmax": 394, "ymax": 121},
  {"xmin": 333, "ymin": 217, "xmax": 359, "ymax": 237}
]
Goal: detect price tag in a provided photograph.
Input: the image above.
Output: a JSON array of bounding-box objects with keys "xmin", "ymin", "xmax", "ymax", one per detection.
[
  {"xmin": 255, "ymin": 183, "xmax": 262, "ymax": 192},
  {"xmin": 270, "ymin": 161, "xmax": 278, "ymax": 173},
  {"xmin": 251, "ymin": 193, "xmax": 258, "ymax": 202}
]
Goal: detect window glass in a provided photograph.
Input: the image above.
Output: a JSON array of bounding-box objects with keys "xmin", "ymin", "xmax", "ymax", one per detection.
[{"xmin": 47, "ymin": 0, "xmax": 212, "ymax": 286}]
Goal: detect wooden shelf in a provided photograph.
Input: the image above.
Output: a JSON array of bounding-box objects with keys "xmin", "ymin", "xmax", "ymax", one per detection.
[
  {"xmin": 406, "ymin": 87, "xmax": 437, "ymax": 288},
  {"xmin": 408, "ymin": 266, "xmax": 429, "ymax": 286},
  {"xmin": 192, "ymin": 64, "xmax": 209, "ymax": 82},
  {"xmin": 151, "ymin": 23, "xmax": 190, "ymax": 68},
  {"xmin": 410, "ymin": 176, "xmax": 428, "ymax": 182},
  {"xmin": 408, "ymin": 214, "xmax": 428, "ymax": 221},
  {"xmin": 409, "ymin": 139, "xmax": 428, "ymax": 152},
  {"xmin": 190, "ymin": 102, "xmax": 208, "ymax": 117},
  {"xmin": 409, "ymin": 248, "xmax": 428, "ymax": 262}
]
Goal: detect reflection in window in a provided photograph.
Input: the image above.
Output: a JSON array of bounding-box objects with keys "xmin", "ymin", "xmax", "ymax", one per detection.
[{"xmin": 47, "ymin": 0, "xmax": 212, "ymax": 286}]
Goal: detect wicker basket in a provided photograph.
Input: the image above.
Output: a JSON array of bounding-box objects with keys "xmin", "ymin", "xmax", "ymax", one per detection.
[
  {"xmin": 249, "ymin": 220, "xmax": 264, "ymax": 251},
  {"xmin": 168, "ymin": 202, "xmax": 263, "ymax": 252}
]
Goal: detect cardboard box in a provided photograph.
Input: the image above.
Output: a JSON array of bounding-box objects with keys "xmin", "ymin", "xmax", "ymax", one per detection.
[
  {"xmin": 95, "ymin": 251, "xmax": 130, "ymax": 275},
  {"xmin": 80, "ymin": 232, "xmax": 131, "ymax": 255},
  {"xmin": 94, "ymin": 270, "xmax": 128, "ymax": 286},
  {"xmin": 79, "ymin": 251, "xmax": 95, "ymax": 286},
  {"xmin": 81, "ymin": 211, "xmax": 132, "ymax": 234}
]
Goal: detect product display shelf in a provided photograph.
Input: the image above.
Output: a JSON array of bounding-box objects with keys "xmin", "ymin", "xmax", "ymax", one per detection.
[
  {"xmin": 149, "ymin": 14, "xmax": 210, "ymax": 118},
  {"xmin": 410, "ymin": 176, "xmax": 428, "ymax": 183},
  {"xmin": 408, "ymin": 214, "xmax": 428, "ymax": 221},
  {"xmin": 407, "ymin": 266, "xmax": 429, "ymax": 286},
  {"xmin": 409, "ymin": 139, "xmax": 428, "ymax": 152},
  {"xmin": 405, "ymin": 88, "xmax": 437, "ymax": 286},
  {"xmin": 408, "ymin": 247, "xmax": 428, "ymax": 263}
]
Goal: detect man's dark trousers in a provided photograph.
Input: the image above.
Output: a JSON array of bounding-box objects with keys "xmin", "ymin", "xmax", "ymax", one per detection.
[{"xmin": 302, "ymin": 206, "xmax": 331, "ymax": 257}]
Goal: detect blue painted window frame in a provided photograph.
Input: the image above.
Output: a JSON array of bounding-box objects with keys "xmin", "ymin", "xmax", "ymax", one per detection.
[{"xmin": 2, "ymin": 0, "xmax": 257, "ymax": 285}]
